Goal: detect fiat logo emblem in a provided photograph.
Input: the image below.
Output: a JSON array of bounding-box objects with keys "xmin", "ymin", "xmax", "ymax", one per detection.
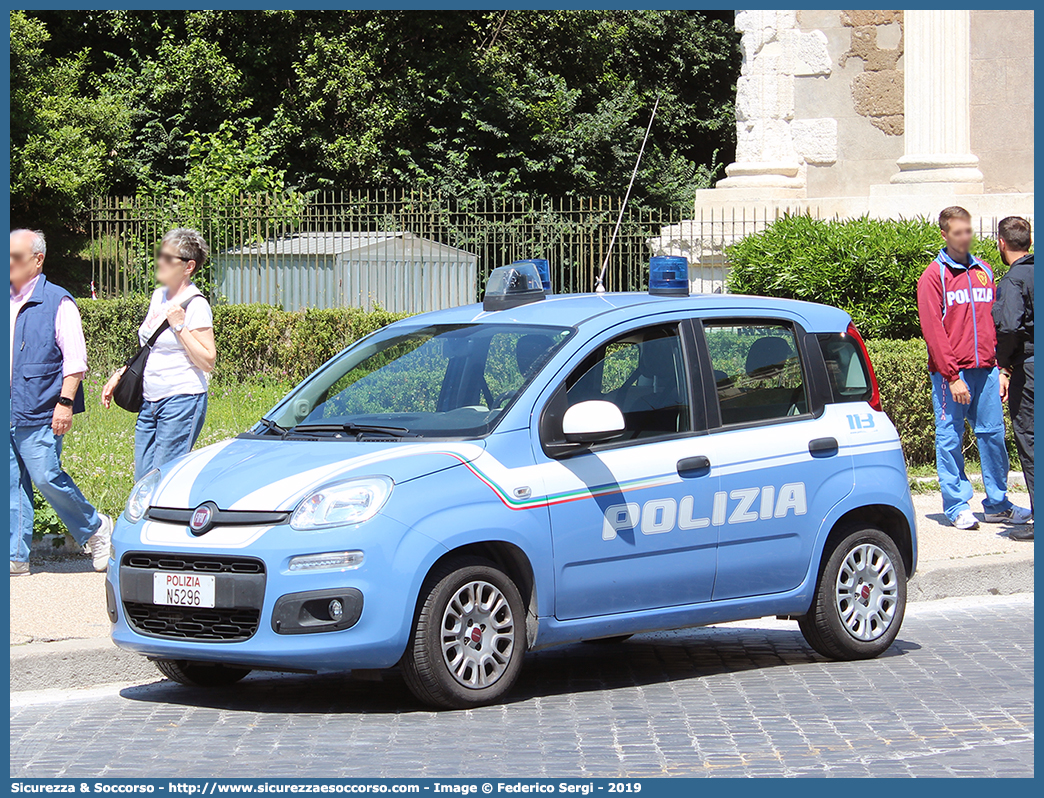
[{"xmin": 188, "ymin": 502, "xmax": 217, "ymax": 535}]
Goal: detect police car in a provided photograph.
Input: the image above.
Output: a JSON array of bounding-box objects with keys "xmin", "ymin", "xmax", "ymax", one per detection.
[{"xmin": 108, "ymin": 257, "xmax": 917, "ymax": 709}]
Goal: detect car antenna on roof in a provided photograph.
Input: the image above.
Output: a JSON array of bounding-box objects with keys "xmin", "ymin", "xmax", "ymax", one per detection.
[{"xmin": 594, "ymin": 93, "xmax": 660, "ymax": 294}]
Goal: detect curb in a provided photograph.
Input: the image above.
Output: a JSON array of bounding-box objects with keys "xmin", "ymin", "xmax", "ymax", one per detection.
[
  {"xmin": 910, "ymin": 471, "xmax": 1026, "ymax": 487},
  {"xmin": 908, "ymin": 550, "xmax": 1034, "ymax": 603},
  {"xmin": 30, "ymin": 533, "xmax": 85, "ymax": 558},
  {"xmin": 9, "ymin": 636, "xmax": 159, "ymax": 693}
]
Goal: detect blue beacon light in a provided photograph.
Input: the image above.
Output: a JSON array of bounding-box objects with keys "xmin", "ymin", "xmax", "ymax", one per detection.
[
  {"xmin": 648, "ymin": 256, "xmax": 689, "ymax": 297},
  {"xmin": 483, "ymin": 262, "xmax": 547, "ymax": 311},
  {"xmin": 511, "ymin": 259, "xmax": 552, "ymax": 294}
]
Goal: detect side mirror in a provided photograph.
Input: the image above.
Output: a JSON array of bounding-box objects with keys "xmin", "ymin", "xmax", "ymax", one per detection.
[{"xmin": 562, "ymin": 400, "xmax": 626, "ymax": 444}]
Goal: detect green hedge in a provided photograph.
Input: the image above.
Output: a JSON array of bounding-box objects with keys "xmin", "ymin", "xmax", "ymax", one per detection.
[
  {"xmin": 77, "ymin": 298, "xmax": 1016, "ymax": 469},
  {"xmin": 867, "ymin": 338, "xmax": 1019, "ymax": 469},
  {"xmin": 727, "ymin": 215, "xmax": 1004, "ymax": 340},
  {"xmin": 80, "ymin": 298, "xmax": 411, "ymax": 384}
]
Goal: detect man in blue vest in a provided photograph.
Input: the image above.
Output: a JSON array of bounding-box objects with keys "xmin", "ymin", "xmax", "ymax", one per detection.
[{"xmin": 10, "ymin": 229, "xmax": 112, "ymax": 575}]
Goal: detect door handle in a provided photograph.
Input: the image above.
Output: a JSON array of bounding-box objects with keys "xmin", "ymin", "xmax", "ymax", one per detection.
[
  {"xmin": 809, "ymin": 437, "xmax": 839, "ymax": 457},
  {"xmin": 677, "ymin": 455, "xmax": 711, "ymax": 477}
]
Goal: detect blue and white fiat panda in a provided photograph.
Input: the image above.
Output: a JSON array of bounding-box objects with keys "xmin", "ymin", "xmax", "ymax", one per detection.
[{"xmin": 108, "ymin": 258, "xmax": 917, "ymax": 708}]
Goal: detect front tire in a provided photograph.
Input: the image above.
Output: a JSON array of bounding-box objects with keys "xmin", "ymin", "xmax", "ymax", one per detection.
[
  {"xmin": 153, "ymin": 659, "xmax": 252, "ymax": 687},
  {"xmin": 799, "ymin": 526, "xmax": 906, "ymax": 660},
  {"xmin": 401, "ymin": 557, "xmax": 527, "ymax": 709}
]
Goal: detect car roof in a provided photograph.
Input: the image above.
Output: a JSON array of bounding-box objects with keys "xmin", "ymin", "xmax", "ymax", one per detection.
[{"xmin": 395, "ymin": 292, "xmax": 853, "ymax": 333}]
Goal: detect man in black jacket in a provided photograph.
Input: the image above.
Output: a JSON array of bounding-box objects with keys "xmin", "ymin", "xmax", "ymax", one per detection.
[{"xmin": 994, "ymin": 216, "xmax": 1034, "ymax": 539}]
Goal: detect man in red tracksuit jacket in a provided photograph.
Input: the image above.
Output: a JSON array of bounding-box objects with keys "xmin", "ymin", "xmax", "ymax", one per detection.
[{"xmin": 916, "ymin": 206, "xmax": 1032, "ymax": 530}]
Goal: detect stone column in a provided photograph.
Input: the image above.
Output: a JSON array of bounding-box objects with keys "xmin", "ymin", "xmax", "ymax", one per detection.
[
  {"xmin": 716, "ymin": 10, "xmax": 804, "ymax": 190},
  {"xmin": 715, "ymin": 10, "xmax": 834, "ymax": 194},
  {"xmin": 890, "ymin": 10, "xmax": 983, "ymax": 185}
]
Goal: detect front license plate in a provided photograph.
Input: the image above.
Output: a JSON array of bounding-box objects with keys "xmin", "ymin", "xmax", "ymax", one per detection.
[{"xmin": 153, "ymin": 572, "xmax": 216, "ymax": 608}]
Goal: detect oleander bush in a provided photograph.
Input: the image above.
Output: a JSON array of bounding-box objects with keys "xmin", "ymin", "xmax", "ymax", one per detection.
[{"xmin": 727, "ymin": 214, "xmax": 1005, "ymax": 340}]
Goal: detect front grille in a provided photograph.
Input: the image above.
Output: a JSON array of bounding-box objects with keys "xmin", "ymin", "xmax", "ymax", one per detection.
[
  {"xmin": 122, "ymin": 552, "xmax": 264, "ymax": 574},
  {"xmin": 124, "ymin": 602, "xmax": 260, "ymax": 641},
  {"xmin": 120, "ymin": 552, "xmax": 266, "ymax": 642}
]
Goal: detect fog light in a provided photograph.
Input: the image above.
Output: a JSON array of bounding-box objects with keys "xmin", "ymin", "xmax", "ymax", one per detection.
[
  {"xmin": 288, "ymin": 551, "xmax": 365, "ymax": 572},
  {"xmin": 329, "ymin": 599, "xmax": 344, "ymax": 621}
]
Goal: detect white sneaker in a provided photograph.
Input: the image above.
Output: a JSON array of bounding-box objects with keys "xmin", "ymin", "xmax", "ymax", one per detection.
[
  {"xmin": 86, "ymin": 514, "xmax": 113, "ymax": 572},
  {"xmin": 10, "ymin": 561, "xmax": 29, "ymax": 576},
  {"xmin": 984, "ymin": 505, "xmax": 1033, "ymax": 525},
  {"xmin": 953, "ymin": 509, "xmax": 980, "ymax": 530}
]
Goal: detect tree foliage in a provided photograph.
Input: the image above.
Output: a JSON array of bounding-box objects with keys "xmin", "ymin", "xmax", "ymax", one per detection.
[
  {"xmin": 10, "ymin": 10, "xmax": 130, "ymax": 234},
  {"xmin": 14, "ymin": 9, "xmax": 740, "ymax": 243}
]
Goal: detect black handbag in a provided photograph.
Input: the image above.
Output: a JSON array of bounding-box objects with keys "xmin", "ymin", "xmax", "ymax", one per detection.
[{"xmin": 112, "ymin": 295, "xmax": 200, "ymax": 413}]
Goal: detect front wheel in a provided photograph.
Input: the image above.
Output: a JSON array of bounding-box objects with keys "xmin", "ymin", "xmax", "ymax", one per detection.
[
  {"xmin": 401, "ymin": 557, "xmax": 527, "ymax": 709},
  {"xmin": 798, "ymin": 527, "xmax": 906, "ymax": 660},
  {"xmin": 153, "ymin": 659, "xmax": 252, "ymax": 687}
]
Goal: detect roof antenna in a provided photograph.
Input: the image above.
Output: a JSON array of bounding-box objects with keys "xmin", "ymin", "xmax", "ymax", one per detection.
[{"xmin": 595, "ymin": 93, "xmax": 660, "ymax": 294}]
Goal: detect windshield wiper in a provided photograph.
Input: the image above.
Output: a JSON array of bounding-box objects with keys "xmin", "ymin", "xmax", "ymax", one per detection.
[
  {"xmin": 255, "ymin": 417, "xmax": 289, "ymax": 436},
  {"xmin": 288, "ymin": 422, "xmax": 415, "ymax": 439}
]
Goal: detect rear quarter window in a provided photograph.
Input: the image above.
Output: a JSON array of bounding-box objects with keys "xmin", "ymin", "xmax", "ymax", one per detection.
[{"xmin": 817, "ymin": 333, "xmax": 873, "ymax": 404}]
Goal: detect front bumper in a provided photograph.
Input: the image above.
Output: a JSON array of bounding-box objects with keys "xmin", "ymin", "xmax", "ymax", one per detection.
[{"xmin": 107, "ymin": 513, "xmax": 437, "ymax": 672}]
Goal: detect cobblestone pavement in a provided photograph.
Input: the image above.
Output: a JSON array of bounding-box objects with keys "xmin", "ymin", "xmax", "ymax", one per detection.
[{"xmin": 10, "ymin": 594, "xmax": 1033, "ymax": 778}]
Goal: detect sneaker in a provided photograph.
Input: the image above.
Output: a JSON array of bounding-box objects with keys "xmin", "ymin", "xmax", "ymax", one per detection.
[
  {"xmin": 984, "ymin": 505, "xmax": 1033, "ymax": 525},
  {"xmin": 86, "ymin": 514, "xmax": 113, "ymax": 572},
  {"xmin": 1009, "ymin": 526, "xmax": 1034, "ymax": 541},
  {"xmin": 953, "ymin": 509, "xmax": 980, "ymax": 530},
  {"xmin": 10, "ymin": 561, "xmax": 29, "ymax": 576}
]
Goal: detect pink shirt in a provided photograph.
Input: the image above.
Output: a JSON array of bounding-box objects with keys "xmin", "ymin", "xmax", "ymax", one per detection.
[{"xmin": 9, "ymin": 275, "xmax": 88, "ymax": 381}]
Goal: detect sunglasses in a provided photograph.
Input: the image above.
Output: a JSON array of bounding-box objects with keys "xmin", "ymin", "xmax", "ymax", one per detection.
[{"xmin": 156, "ymin": 250, "xmax": 191, "ymax": 265}]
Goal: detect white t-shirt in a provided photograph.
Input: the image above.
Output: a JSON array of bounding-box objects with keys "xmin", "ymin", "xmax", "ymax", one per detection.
[{"xmin": 138, "ymin": 285, "xmax": 213, "ymax": 402}]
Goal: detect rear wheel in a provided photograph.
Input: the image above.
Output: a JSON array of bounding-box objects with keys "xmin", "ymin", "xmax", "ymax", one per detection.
[
  {"xmin": 153, "ymin": 659, "xmax": 252, "ymax": 687},
  {"xmin": 401, "ymin": 557, "xmax": 526, "ymax": 709},
  {"xmin": 799, "ymin": 526, "xmax": 906, "ymax": 660}
]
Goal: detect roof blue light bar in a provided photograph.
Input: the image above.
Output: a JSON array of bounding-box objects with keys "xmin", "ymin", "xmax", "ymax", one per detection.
[
  {"xmin": 483, "ymin": 262, "xmax": 546, "ymax": 311},
  {"xmin": 511, "ymin": 259, "xmax": 552, "ymax": 294},
  {"xmin": 648, "ymin": 256, "xmax": 689, "ymax": 297}
]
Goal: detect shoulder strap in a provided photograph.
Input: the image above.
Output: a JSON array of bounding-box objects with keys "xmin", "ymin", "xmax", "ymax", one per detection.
[
  {"xmin": 143, "ymin": 295, "xmax": 202, "ymax": 348},
  {"xmin": 145, "ymin": 319, "xmax": 171, "ymax": 348}
]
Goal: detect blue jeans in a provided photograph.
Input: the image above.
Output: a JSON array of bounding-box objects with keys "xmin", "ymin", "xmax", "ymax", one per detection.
[
  {"xmin": 10, "ymin": 424, "xmax": 102, "ymax": 562},
  {"xmin": 134, "ymin": 393, "xmax": 208, "ymax": 481},
  {"xmin": 930, "ymin": 367, "xmax": 1012, "ymax": 522}
]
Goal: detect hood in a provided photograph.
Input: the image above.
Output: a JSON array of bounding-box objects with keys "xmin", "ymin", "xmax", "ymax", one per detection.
[{"xmin": 148, "ymin": 436, "xmax": 486, "ymax": 512}]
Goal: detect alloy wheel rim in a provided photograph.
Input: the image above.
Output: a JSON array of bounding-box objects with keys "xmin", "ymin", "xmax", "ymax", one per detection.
[
  {"xmin": 440, "ymin": 579, "xmax": 515, "ymax": 689},
  {"xmin": 835, "ymin": 542, "xmax": 899, "ymax": 641}
]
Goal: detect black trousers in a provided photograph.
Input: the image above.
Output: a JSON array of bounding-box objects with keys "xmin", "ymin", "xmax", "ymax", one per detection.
[{"xmin": 1009, "ymin": 358, "xmax": 1034, "ymax": 509}]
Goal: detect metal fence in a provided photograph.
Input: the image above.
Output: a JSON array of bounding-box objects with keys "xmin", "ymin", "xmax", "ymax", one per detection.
[
  {"xmin": 88, "ymin": 192, "xmax": 705, "ymax": 307},
  {"xmin": 87, "ymin": 193, "xmax": 1023, "ymax": 311}
]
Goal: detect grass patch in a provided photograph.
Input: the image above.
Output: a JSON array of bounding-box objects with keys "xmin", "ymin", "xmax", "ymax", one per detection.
[{"xmin": 35, "ymin": 377, "xmax": 291, "ymax": 534}]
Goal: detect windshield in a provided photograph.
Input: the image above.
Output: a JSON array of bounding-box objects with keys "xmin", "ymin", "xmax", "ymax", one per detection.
[{"xmin": 259, "ymin": 323, "xmax": 573, "ymax": 439}]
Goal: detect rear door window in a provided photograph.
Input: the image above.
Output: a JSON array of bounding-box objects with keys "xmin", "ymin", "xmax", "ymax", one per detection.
[{"xmin": 703, "ymin": 320, "xmax": 809, "ymax": 426}]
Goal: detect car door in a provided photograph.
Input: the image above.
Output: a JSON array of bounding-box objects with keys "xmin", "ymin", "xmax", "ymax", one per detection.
[
  {"xmin": 533, "ymin": 319, "xmax": 723, "ymax": 621},
  {"xmin": 698, "ymin": 317, "xmax": 854, "ymax": 601}
]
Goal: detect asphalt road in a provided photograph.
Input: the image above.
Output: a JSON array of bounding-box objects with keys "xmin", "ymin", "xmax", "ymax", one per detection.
[{"xmin": 9, "ymin": 594, "xmax": 1034, "ymax": 778}]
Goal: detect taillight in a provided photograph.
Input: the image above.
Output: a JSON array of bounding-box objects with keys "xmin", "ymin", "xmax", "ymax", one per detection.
[{"xmin": 846, "ymin": 322, "xmax": 882, "ymax": 412}]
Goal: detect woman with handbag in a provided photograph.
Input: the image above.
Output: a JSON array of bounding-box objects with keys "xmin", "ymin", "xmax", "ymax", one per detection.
[{"xmin": 102, "ymin": 228, "xmax": 216, "ymax": 480}]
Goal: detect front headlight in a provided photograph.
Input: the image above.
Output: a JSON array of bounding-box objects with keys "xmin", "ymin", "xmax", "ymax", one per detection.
[
  {"xmin": 290, "ymin": 476, "xmax": 394, "ymax": 531},
  {"xmin": 125, "ymin": 468, "xmax": 161, "ymax": 523}
]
